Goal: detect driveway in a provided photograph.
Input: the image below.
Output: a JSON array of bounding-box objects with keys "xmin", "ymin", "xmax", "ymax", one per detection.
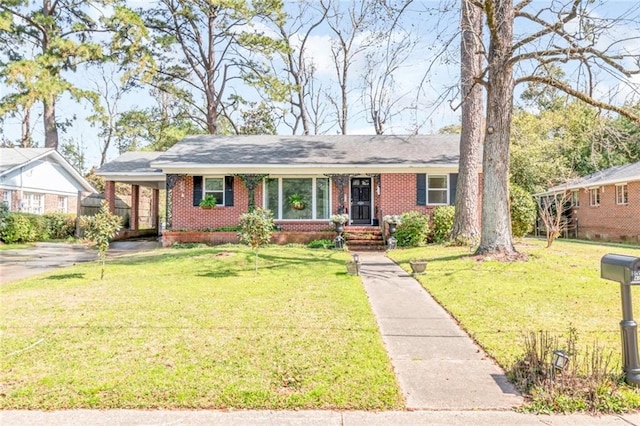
[{"xmin": 0, "ymin": 240, "xmax": 161, "ymax": 284}]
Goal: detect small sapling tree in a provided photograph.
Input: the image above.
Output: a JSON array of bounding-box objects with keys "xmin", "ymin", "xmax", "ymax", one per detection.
[
  {"xmin": 537, "ymin": 191, "xmax": 572, "ymax": 248},
  {"xmin": 238, "ymin": 207, "xmax": 274, "ymax": 275},
  {"xmin": 81, "ymin": 200, "xmax": 122, "ymax": 279}
]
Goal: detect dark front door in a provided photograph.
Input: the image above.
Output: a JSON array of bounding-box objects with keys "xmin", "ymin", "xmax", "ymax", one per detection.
[{"xmin": 351, "ymin": 178, "xmax": 372, "ymax": 224}]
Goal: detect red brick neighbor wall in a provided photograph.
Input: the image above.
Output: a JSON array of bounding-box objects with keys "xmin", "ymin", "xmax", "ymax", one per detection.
[{"xmin": 576, "ymin": 181, "xmax": 640, "ymax": 243}]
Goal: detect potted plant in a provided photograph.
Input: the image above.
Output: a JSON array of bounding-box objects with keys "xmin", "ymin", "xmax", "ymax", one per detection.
[
  {"xmin": 288, "ymin": 193, "xmax": 306, "ymax": 210},
  {"xmin": 409, "ymin": 259, "xmax": 428, "ymax": 274},
  {"xmin": 199, "ymin": 194, "xmax": 217, "ymax": 209},
  {"xmin": 330, "ymin": 213, "xmax": 349, "ymax": 249}
]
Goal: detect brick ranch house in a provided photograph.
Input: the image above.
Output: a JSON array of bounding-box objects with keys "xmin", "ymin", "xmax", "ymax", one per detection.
[
  {"xmin": 97, "ymin": 134, "xmax": 479, "ymax": 247},
  {"xmin": 539, "ymin": 161, "xmax": 640, "ymax": 243},
  {"xmin": 0, "ymin": 148, "xmax": 95, "ymax": 214}
]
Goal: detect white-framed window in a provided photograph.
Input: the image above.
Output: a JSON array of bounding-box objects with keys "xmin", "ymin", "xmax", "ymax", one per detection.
[
  {"xmin": 427, "ymin": 175, "xmax": 449, "ymax": 205},
  {"xmin": 22, "ymin": 192, "xmax": 44, "ymax": 214},
  {"xmin": 616, "ymin": 183, "xmax": 628, "ymax": 205},
  {"xmin": 571, "ymin": 190, "xmax": 579, "ymax": 207},
  {"xmin": 204, "ymin": 177, "xmax": 224, "ymax": 205},
  {"xmin": 264, "ymin": 177, "xmax": 330, "ymax": 220},
  {"xmin": 57, "ymin": 196, "xmax": 68, "ymax": 213},
  {"xmin": 2, "ymin": 190, "xmax": 12, "ymax": 210},
  {"xmin": 589, "ymin": 187, "xmax": 600, "ymax": 207}
]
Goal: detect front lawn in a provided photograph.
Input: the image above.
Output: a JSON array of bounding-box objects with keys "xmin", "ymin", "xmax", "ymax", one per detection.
[
  {"xmin": 387, "ymin": 238, "xmax": 640, "ymax": 368},
  {"xmin": 0, "ymin": 245, "xmax": 402, "ymax": 410}
]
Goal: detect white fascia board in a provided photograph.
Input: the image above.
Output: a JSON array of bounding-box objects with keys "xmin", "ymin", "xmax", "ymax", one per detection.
[
  {"xmin": 154, "ymin": 164, "xmax": 461, "ymax": 175},
  {"xmin": 47, "ymin": 150, "xmax": 97, "ymax": 192},
  {"xmin": 544, "ymin": 176, "xmax": 640, "ymax": 194},
  {"xmin": 98, "ymin": 172, "xmax": 165, "ymax": 182}
]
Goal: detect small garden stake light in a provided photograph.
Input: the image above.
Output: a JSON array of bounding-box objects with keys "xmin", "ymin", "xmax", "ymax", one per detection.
[
  {"xmin": 552, "ymin": 350, "xmax": 570, "ymax": 371},
  {"xmin": 346, "ymin": 253, "xmax": 361, "ymax": 275}
]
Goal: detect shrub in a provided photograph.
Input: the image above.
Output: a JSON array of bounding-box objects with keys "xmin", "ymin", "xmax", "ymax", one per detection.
[
  {"xmin": 238, "ymin": 207, "xmax": 274, "ymax": 274},
  {"xmin": 0, "ymin": 202, "xmax": 9, "ymax": 236},
  {"xmin": 43, "ymin": 213, "xmax": 76, "ymax": 239},
  {"xmin": 510, "ymin": 329, "xmax": 637, "ymax": 414},
  {"xmin": 395, "ymin": 211, "xmax": 430, "ymax": 247},
  {"xmin": 431, "ymin": 206, "xmax": 455, "ymax": 243},
  {"xmin": 510, "ymin": 184, "xmax": 537, "ymax": 238},
  {"xmin": 307, "ymin": 239, "xmax": 334, "ymax": 249},
  {"xmin": 26, "ymin": 213, "xmax": 50, "ymax": 241},
  {"xmin": 1, "ymin": 214, "xmax": 33, "ymax": 243}
]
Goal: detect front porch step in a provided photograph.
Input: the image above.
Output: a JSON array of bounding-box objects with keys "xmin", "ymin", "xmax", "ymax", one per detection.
[{"xmin": 343, "ymin": 226, "xmax": 386, "ymax": 251}]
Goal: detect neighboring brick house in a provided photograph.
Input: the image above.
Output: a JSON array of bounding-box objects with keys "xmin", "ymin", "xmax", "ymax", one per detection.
[
  {"xmin": 0, "ymin": 148, "xmax": 95, "ymax": 215},
  {"xmin": 541, "ymin": 161, "xmax": 640, "ymax": 243},
  {"xmin": 98, "ymin": 135, "xmax": 480, "ymax": 246}
]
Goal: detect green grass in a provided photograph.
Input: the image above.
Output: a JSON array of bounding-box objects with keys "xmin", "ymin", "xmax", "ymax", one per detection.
[
  {"xmin": 1, "ymin": 245, "xmax": 402, "ymax": 410},
  {"xmin": 0, "ymin": 243, "xmax": 33, "ymax": 251},
  {"xmin": 387, "ymin": 238, "xmax": 640, "ymax": 368}
]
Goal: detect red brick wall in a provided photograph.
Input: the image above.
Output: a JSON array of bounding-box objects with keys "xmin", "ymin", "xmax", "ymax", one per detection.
[
  {"xmin": 575, "ymin": 181, "xmax": 640, "ymax": 243},
  {"xmin": 171, "ymin": 176, "xmax": 254, "ymax": 230},
  {"xmin": 170, "ymin": 173, "xmax": 483, "ymax": 232}
]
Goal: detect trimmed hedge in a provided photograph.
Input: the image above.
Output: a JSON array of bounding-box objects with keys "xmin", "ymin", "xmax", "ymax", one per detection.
[{"xmin": 0, "ymin": 212, "xmax": 76, "ymax": 243}]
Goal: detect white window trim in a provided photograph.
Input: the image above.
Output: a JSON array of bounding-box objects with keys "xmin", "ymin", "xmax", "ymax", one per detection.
[
  {"xmin": 571, "ymin": 190, "xmax": 579, "ymax": 207},
  {"xmin": 426, "ymin": 174, "xmax": 449, "ymax": 205},
  {"xmin": 203, "ymin": 176, "xmax": 225, "ymax": 205},
  {"xmin": 22, "ymin": 192, "xmax": 45, "ymax": 214},
  {"xmin": 589, "ymin": 187, "xmax": 600, "ymax": 207},
  {"xmin": 616, "ymin": 183, "xmax": 628, "ymax": 205},
  {"xmin": 264, "ymin": 176, "xmax": 332, "ymax": 221},
  {"xmin": 58, "ymin": 195, "xmax": 68, "ymax": 213},
  {"xmin": 2, "ymin": 190, "xmax": 12, "ymax": 211}
]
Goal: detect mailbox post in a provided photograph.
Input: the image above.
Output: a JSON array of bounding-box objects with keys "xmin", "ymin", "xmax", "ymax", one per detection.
[{"xmin": 601, "ymin": 254, "xmax": 640, "ymax": 386}]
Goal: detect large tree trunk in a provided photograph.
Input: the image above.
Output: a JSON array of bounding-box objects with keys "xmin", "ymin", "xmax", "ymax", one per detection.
[
  {"xmin": 43, "ymin": 97, "xmax": 59, "ymax": 149},
  {"xmin": 451, "ymin": 0, "xmax": 483, "ymax": 244},
  {"xmin": 477, "ymin": 0, "xmax": 516, "ymax": 255}
]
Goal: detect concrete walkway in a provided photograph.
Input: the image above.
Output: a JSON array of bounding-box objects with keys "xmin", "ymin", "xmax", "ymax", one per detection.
[{"xmin": 356, "ymin": 252, "xmax": 523, "ymax": 410}]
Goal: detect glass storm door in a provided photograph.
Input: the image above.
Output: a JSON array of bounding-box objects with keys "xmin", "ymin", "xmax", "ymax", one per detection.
[{"xmin": 350, "ymin": 178, "xmax": 372, "ymax": 224}]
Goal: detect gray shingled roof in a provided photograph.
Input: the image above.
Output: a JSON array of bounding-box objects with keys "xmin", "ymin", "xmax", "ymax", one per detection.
[
  {"xmin": 0, "ymin": 148, "xmax": 53, "ymax": 175},
  {"xmin": 97, "ymin": 151, "xmax": 164, "ymax": 174},
  {"xmin": 152, "ymin": 134, "xmax": 462, "ymax": 167},
  {"xmin": 546, "ymin": 161, "xmax": 640, "ymax": 193}
]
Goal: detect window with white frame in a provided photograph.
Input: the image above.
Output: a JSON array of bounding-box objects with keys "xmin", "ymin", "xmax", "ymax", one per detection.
[
  {"xmin": 589, "ymin": 188, "xmax": 600, "ymax": 207},
  {"xmin": 2, "ymin": 190, "xmax": 12, "ymax": 210},
  {"xmin": 265, "ymin": 177, "xmax": 330, "ymax": 220},
  {"xmin": 204, "ymin": 177, "xmax": 224, "ymax": 205},
  {"xmin": 427, "ymin": 175, "xmax": 448, "ymax": 205},
  {"xmin": 22, "ymin": 192, "xmax": 44, "ymax": 214},
  {"xmin": 58, "ymin": 196, "xmax": 68, "ymax": 213},
  {"xmin": 616, "ymin": 184, "xmax": 628, "ymax": 205},
  {"xmin": 571, "ymin": 190, "xmax": 579, "ymax": 207}
]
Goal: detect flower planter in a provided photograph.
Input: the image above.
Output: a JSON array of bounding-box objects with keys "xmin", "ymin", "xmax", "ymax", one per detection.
[
  {"xmin": 346, "ymin": 261, "xmax": 361, "ymax": 276},
  {"xmin": 409, "ymin": 260, "xmax": 427, "ymax": 274}
]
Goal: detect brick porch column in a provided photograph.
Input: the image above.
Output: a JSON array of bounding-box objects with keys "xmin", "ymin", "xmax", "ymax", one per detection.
[
  {"xmin": 105, "ymin": 181, "xmax": 116, "ymax": 214},
  {"xmin": 131, "ymin": 184, "xmax": 140, "ymax": 231},
  {"xmin": 151, "ymin": 188, "xmax": 160, "ymax": 232}
]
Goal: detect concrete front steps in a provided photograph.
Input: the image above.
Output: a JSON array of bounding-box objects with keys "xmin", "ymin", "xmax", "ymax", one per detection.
[{"xmin": 345, "ymin": 226, "xmax": 386, "ymax": 251}]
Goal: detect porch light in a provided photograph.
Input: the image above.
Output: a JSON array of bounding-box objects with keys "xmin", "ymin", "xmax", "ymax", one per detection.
[{"xmin": 552, "ymin": 350, "xmax": 570, "ymax": 371}]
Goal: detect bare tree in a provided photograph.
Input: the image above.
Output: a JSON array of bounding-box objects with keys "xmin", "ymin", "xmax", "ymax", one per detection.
[
  {"xmin": 87, "ymin": 67, "xmax": 134, "ymax": 166},
  {"xmin": 361, "ymin": 23, "xmax": 418, "ymax": 134},
  {"xmin": 276, "ymin": 1, "xmax": 327, "ymax": 135},
  {"xmin": 320, "ymin": 0, "xmax": 389, "ymax": 134},
  {"xmin": 536, "ymin": 191, "xmax": 573, "ymax": 248}
]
